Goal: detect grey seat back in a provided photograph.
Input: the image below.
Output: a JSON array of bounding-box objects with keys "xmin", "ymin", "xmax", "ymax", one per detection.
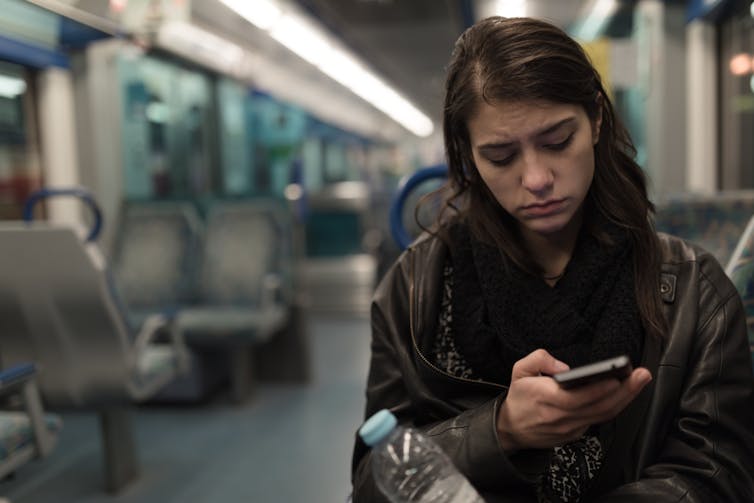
[
  {"xmin": 0, "ymin": 223, "xmax": 135, "ymax": 407},
  {"xmin": 111, "ymin": 202, "xmax": 203, "ymax": 317},
  {"xmin": 199, "ymin": 200, "xmax": 291, "ymax": 307}
]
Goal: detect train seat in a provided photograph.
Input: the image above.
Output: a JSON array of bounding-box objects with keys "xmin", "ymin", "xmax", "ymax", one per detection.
[
  {"xmin": 655, "ymin": 191, "xmax": 754, "ymax": 265},
  {"xmin": 0, "ymin": 363, "xmax": 60, "ymax": 481},
  {"xmin": 111, "ymin": 201, "xmax": 229, "ymax": 402},
  {"xmin": 724, "ymin": 215, "xmax": 754, "ymax": 372},
  {"xmin": 0, "ymin": 222, "xmax": 189, "ymax": 493},
  {"xmin": 175, "ymin": 200, "xmax": 293, "ymax": 402},
  {"xmin": 111, "ymin": 201, "xmax": 204, "ymax": 329}
]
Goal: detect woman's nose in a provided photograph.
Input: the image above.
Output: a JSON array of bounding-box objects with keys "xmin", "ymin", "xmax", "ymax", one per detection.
[{"xmin": 520, "ymin": 155, "xmax": 554, "ymax": 193}]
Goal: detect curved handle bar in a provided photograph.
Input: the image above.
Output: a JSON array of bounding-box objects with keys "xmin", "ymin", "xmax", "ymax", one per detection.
[
  {"xmin": 389, "ymin": 164, "xmax": 448, "ymax": 250},
  {"xmin": 23, "ymin": 187, "xmax": 103, "ymax": 242}
]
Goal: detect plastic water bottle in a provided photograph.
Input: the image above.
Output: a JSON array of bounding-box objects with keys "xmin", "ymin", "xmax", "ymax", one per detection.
[{"xmin": 359, "ymin": 409, "xmax": 485, "ymax": 503}]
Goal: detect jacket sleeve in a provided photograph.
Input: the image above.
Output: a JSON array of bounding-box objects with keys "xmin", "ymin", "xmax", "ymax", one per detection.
[
  {"xmin": 602, "ymin": 272, "xmax": 754, "ymax": 502},
  {"xmin": 350, "ymin": 254, "xmax": 546, "ymax": 502}
]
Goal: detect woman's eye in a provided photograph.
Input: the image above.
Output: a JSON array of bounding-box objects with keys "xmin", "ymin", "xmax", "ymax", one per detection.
[
  {"xmin": 545, "ymin": 134, "xmax": 574, "ymax": 151},
  {"xmin": 489, "ymin": 154, "xmax": 515, "ymax": 166}
]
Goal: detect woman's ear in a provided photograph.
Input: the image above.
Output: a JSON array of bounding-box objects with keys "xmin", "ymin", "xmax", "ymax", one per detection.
[{"xmin": 592, "ymin": 94, "xmax": 604, "ymax": 145}]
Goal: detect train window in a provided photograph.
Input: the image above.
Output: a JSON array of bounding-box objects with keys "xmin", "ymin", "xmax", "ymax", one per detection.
[
  {"xmin": 323, "ymin": 143, "xmax": 347, "ymax": 183},
  {"xmin": 0, "ymin": 60, "xmax": 41, "ymax": 219},
  {"xmin": 721, "ymin": 3, "xmax": 754, "ymax": 189},
  {"xmin": 217, "ymin": 77, "xmax": 251, "ymax": 196},
  {"xmin": 251, "ymin": 94, "xmax": 307, "ymax": 197},
  {"xmin": 118, "ymin": 54, "xmax": 215, "ymax": 200},
  {"xmin": 301, "ymin": 137, "xmax": 324, "ymax": 192}
]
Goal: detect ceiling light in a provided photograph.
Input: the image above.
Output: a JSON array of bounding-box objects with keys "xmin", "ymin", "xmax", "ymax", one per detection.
[
  {"xmin": 219, "ymin": 0, "xmax": 281, "ymax": 30},
  {"xmin": 221, "ymin": 0, "xmax": 434, "ymax": 137},
  {"xmin": 269, "ymin": 14, "xmax": 332, "ymax": 67}
]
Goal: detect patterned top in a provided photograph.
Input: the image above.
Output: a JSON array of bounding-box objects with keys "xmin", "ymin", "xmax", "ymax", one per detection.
[
  {"xmin": 433, "ymin": 264, "xmax": 477, "ymax": 379},
  {"xmin": 433, "ymin": 263, "xmax": 604, "ymax": 503}
]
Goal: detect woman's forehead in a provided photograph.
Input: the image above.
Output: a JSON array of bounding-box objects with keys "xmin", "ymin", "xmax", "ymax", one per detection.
[{"xmin": 467, "ymin": 100, "xmax": 584, "ymax": 143}]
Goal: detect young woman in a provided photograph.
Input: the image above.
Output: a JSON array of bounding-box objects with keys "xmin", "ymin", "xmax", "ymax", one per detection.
[{"xmin": 351, "ymin": 16, "xmax": 754, "ymax": 503}]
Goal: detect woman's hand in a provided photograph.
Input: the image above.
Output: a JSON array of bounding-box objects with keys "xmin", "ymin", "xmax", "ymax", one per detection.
[{"xmin": 496, "ymin": 349, "xmax": 652, "ymax": 451}]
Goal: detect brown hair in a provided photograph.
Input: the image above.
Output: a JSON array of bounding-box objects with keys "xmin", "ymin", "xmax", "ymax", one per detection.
[{"xmin": 431, "ymin": 16, "xmax": 665, "ymax": 339}]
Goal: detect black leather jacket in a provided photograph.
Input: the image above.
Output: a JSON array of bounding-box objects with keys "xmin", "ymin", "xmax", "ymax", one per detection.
[{"xmin": 352, "ymin": 232, "xmax": 754, "ymax": 502}]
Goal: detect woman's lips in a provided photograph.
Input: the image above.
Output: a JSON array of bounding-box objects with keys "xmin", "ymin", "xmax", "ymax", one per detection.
[{"xmin": 521, "ymin": 199, "xmax": 566, "ymax": 217}]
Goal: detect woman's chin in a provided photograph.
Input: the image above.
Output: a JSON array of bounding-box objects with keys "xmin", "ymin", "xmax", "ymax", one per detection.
[
  {"xmin": 518, "ymin": 205, "xmax": 584, "ymax": 237},
  {"xmin": 521, "ymin": 217, "xmax": 571, "ymax": 237}
]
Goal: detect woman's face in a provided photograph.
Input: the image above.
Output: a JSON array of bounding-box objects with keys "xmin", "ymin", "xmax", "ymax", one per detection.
[{"xmin": 467, "ymin": 99, "xmax": 601, "ymax": 242}]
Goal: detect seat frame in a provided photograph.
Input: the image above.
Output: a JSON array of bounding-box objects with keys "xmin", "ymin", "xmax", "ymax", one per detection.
[{"xmin": 0, "ymin": 364, "xmax": 58, "ymax": 480}]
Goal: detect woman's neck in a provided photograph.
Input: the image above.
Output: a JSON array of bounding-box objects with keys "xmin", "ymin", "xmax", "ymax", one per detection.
[{"xmin": 520, "ymin": 214, "xmax": 583, "ymax": 283}]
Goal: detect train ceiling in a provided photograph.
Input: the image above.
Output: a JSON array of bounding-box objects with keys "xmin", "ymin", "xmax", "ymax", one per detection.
[{"xmin": 26, "ymin": 0, "xmax": 630, "ymax": 140}]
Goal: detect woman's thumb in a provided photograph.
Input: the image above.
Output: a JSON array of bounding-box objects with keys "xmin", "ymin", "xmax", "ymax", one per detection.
[{"xmin": 512, "ymin": 349, "xmax": 570, "ymax": 380}]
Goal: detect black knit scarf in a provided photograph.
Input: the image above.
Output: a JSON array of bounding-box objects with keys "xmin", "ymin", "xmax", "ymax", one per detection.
[{"xmin": 448, "ymin": 222, "xmax": 644, "ymax": 386}]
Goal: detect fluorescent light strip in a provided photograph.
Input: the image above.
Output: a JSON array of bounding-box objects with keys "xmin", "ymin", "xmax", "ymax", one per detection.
[
  {"xmin": 220, "ymin": 0, "xmax": 434, "ymax": 137},
  {"xmin": 269, "ymin": 14, "xmax": 331, "ymax": 67},
  {"xmin": 220, "ymin": 0, "xmax": 282, "ymax": 30}
]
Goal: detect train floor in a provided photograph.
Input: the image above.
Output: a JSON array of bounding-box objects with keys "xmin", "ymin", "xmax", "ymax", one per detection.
[{"xmin": 0, "ymin": 313, "xmax": 372, "ymax": 503}]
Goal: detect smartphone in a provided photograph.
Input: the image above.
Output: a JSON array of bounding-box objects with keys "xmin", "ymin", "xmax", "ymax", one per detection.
[{"xmin": 552, "ymin": 355, "xmax": 632, "ymax": 389}]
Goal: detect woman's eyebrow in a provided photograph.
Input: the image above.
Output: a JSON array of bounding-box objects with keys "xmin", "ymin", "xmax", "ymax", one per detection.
[
  {"xmin": 477, "ymin": 117, "xmax": 576, "ymax": 151},
  {"xmin": 537, "ymin": 117, "xmax": 576, "ymax": 136}
]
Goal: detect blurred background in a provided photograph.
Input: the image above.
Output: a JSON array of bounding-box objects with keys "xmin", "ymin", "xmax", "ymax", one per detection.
[{"xmin": 0, "ymin": 0, "xmax": 753, "ymax": 502}]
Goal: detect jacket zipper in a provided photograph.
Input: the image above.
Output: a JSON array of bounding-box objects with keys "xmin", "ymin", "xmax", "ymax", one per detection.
[{"xmin": 408, "ymin": 246, "xmax": 507, "ymax": 392}]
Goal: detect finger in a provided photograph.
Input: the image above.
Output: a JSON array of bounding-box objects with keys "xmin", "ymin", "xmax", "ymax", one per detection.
[
  {"xmin": 544, "ymin": 377, "xmax": 622, "ymax": 410},
  {"xmin": 512, "ymin": 349, "xmax": 570, "ymax": 380},
  {"xmin": 536, "ymin": 369, "xmax": 653, "ymax": 438},
  {"xmin": 574, "ymin": 369, "xmax": 653, "ymax": 423},
  {"xmin": 546, "ymin": 367, "xmax": 651, "ymax": 411}
]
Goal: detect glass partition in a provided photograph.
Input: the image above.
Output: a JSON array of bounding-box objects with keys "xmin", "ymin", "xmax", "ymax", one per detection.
[{"xmin": 118, "ymin": 53, "xmax": 215, "ymax": 200}]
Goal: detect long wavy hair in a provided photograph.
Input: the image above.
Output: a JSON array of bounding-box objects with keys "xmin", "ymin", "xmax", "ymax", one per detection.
[{"xmin": 428, "ymin": 16, "xmax": 665, "ymax": 339}]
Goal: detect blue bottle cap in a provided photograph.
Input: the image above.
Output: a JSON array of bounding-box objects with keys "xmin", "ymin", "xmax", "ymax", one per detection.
[{"xmin": 359, "ymin": 409, "xmax": 398, "ymax": 447}]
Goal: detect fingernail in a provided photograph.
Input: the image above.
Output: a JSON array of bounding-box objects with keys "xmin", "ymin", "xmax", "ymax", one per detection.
[{"xmin": 554, "ymin": 360, "xmax": 569, "ymax": 372}]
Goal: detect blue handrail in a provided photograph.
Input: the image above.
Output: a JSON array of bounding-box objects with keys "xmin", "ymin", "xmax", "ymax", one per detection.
[
  {"xmin": 23, "ymin": 187, "xmax": 103, "ymax": 242},
  {"xmin": 389, "ymin": 164, "xmax": 448, "ymax": 250}
]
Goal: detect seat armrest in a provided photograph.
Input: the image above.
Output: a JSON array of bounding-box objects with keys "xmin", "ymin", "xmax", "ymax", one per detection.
[
  {"xmin": 0, "ymin": 363, "xmax": 36, "ymax": 395},
  {"xmin": 132, "ymin": 313, "xmax": 190, "ymax": 375},
  {"xmin": 261, "ymin": 273, "xmax": 283, "ymax": 308},
  {"xmin": 132, "ymin": 313, "xmax": 170, "ymax": 356}
]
